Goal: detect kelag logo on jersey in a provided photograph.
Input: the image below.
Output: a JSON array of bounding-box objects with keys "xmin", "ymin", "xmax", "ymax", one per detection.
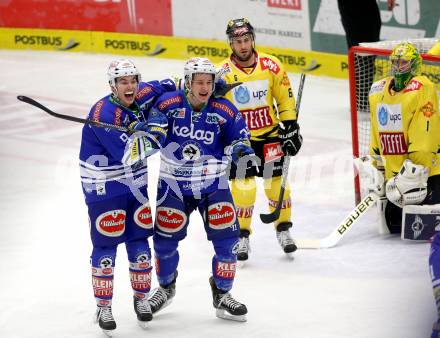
[{"xmin": 234, "ymin": 86, "xmax": 250, "ymax": 104}]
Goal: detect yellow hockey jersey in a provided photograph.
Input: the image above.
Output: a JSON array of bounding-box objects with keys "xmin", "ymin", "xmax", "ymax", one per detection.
[
  {"xmin": 218, "ymin": 52, "xmax": 296, "ymax": 141},
  {"xmin": 369, "ymin": 75, "xmax": 440, "ymax": 179}
]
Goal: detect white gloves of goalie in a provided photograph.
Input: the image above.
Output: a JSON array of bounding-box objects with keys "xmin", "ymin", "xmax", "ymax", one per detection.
[{"xmin": 385, "ymin": 159, "xmax": 429, "ymax": 208}]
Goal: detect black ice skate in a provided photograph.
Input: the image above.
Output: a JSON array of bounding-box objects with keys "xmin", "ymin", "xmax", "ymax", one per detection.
[
  {"xmin": 209, "ymin": 276, "xmax": 247, "ymax": 322},
  {"xmin": 94, "ymin": 306, "xmax": 116, "ymax": 337},
  {"xmin": 276, "ymin": 222, "xmax": 297, "ymax": 255},
  {"xmin": 133, "ymin": 296, "xmax": 152, "ymax": 329},
  {"xmin": 237, "ymin": 230, "xmax": 250, "ymax": 264},
  {"xmin": 148, "ymin": 272, "xmax": 177, "ymax": 314}
]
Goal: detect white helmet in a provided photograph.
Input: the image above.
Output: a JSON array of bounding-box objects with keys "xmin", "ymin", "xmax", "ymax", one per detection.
[
  {"xmin": 107, "ymin": 59, "xmax": 141, "ymax": 88},
  {"xmin": 183, "ymin": 57, "xmax": 216, "ymax": 90}
]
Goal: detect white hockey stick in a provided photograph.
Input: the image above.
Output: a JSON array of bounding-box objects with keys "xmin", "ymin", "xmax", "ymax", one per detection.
[{"xmin": 296, "ymin": 194, "xmax": 377, "ymax": 249}]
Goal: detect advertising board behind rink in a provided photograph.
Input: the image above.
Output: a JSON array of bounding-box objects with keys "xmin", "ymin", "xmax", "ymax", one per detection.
[{"xmin": 171, "ymin": 0, "xmax": 311, "ymax": 51}]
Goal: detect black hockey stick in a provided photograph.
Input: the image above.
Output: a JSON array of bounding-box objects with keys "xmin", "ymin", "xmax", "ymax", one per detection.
[
  {"xmin": 17, "ymin": 95, "xmax": 131, "ymax": 133},
  {"xmin": 213, "ymin": 82, "xmax": 242, "ymax": 97},
  {"xmin": 260, "ymin": 73, "xmax": 306, "ymax": 224}
]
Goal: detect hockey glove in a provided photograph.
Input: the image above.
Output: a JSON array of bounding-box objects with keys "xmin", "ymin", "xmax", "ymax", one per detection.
[
  {"xmin": 385, "ymin": 159, "xmax": 429, "ymax": 208},
  {"xmin": 128, "ymin": 109, "xmax": 168, "ymax": 148},
  {"xmin": 231, "ymin": 141, "xmax": 255, "ymax": 163},
  {"xmin": 278, "ymin": 120, "xmax": 302, "ymax": 156}
]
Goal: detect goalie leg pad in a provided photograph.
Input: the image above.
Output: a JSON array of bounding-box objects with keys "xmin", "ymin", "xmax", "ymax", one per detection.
[
  {"xmin": 401, "ymin": 204, "xmax": 440, "ymax": 241},
  {"xmin": 376, "ymin": 196, "xmax": 390, "ymax": 235}
]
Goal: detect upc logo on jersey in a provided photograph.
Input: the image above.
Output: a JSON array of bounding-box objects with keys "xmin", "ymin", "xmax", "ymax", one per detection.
[
  {"xmin": 260, "ymin": 57, "xmax": 280, "ymax": 74},
  {"xmin": 96, "ymin": 210, "xmax": 126, "ymax": 237},
  {"xmin": 241, "ymin": 106, "xmax": 273, "ymax": 130},
  {"xmin": 134, "ymin": 204, "xmax": 153, "ymax": 229},
  {"xmin": 215, "ymin": 262, "xmax": 236, "ymax": 279},
  {"xmin": 234, "ymin": 86, "xmax": 251, "ymax": 104},
  {"xmin": 172, "ymin": 120, "xmax": 214, "ymax": 145},
  {"xmin": 156, "ymin": 207, "xmax": 187, "ymax": 233},
  {"xmin": 207, "ymin": 202, "xmax": 236, "ymax": 230},
  {"xmin": 379, "ymin": 132, "xmax": 407, "ymax": 155},
  {"xmin": 376, "ymin": 104, "xmax": 403, "ymax": 131}
]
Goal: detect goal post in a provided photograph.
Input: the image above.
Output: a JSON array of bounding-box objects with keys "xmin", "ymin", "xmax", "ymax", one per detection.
[{"xmin": 348, "ymin": 39, "xmax": 440, "ymax": 204}]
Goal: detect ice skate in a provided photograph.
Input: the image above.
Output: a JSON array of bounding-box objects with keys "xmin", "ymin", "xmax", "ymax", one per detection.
[
  {"xmin": 276, "ymin": 222, "xmax": 297, "ymax": 256},
  {"xmin": 236, "ymin": 230, "xmax": 250, "ymax": 267},
  {"xmin": 133, "ymin": 296, "xmax": 152, "ymax": 329},
  {"xmin": 209, "ymin": 277, "xmax": 247, "ymax": 322},
  {"xmin": 94, "ymin": 306, "xmax": 116, "ymax": 337},
  {"xmin": 148, "ymin": 273, "xmax": 177, "ymax": 314}
]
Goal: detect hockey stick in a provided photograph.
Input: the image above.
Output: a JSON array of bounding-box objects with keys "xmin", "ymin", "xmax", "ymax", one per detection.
[
  {"xmin": 260, "ymin": 73, "xmax": 306, "ymax": 224},
  {"xmin": 17, "ymin": 95, "xmax": 131, "ymax": 133},
  {"xmin": 295, "ymin": 194, "xmax": 377, "ymax": 249}
]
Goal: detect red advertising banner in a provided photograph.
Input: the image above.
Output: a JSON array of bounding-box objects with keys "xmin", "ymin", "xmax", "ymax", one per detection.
[{"xmin": 0, "ymin": 0, "xmax": 172, "ymax": 35}]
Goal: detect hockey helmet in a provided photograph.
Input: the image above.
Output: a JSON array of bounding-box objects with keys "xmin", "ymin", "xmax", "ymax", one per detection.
[
  {"xmin": 389, "ymin": 42, "xmax": 421, "ymax": 91},
  {"xmin": 183, "ymin": 57, "xmax": 217, "ymax": 91},
  {"xmin": 226, "ymin": 18, "xmax": 255, "ymax": 42},
  {"xmin": 107, "ymin": 59, "xmax": 141, "ymax": 88}
]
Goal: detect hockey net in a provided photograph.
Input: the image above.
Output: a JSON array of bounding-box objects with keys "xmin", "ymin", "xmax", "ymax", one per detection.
[{"xmin": 349, "ymin": 38, "xmax": 440, "ymax": 204}]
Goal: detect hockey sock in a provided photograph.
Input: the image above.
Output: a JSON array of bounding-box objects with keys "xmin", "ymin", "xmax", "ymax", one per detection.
[
  {"xmin": 91, "ymin": 246, "xmax": 117, "ymax": 307},
  {"xmin": 264, "ymin": 176, "xmax": 292, "ymax": 228},
  {"xmin": 126, "ymin": 239, "xmax": 152, "ymax": 299},
  {"xmin": 212, "ymin": 237, "xmax": 238, "ymax": 291},
  {"xmin": 231, "ymin": 178, "xmax": 256, "ymax": 233},
  {"xmin": 154, "ymin": 236, "xmax": 180, "ymax": 286}
]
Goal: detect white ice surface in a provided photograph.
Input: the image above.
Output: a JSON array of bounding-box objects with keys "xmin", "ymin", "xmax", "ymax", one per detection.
[{"xmin": 0, "ymin": 50, "xmax": 435, "ymax": 338}]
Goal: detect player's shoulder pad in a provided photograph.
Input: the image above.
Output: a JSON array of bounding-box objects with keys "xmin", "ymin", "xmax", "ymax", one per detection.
[
  {"xmin": 136, "ymin": 82, "xmax": 156, "ymax": 102},
  {"xmin": 258, "ymin": 52, "xmax": 283, "ymax": 75},
  {"xmin": 369, "ymin": 78, "xmax": 388, "ymax": 96},
  {"xmin": 155, "ymin": 91, "xmax": 184, "ymax": 113},
  {"xmin": 89, "ymin": 95, "xmax": 124, "ymax": 126},
  {"xmin": 209, "ymin": 97, "xmax": 239, "ymax": 119},
  {"xmin": 402, "ymin": 77, "xmax": 426, "ymax": 93}
]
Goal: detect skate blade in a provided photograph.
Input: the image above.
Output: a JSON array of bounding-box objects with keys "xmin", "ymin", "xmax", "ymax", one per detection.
[
  {"xmin": 150, "ymin": 298, "xmax": 173, "ymax": 314},
  {"xmin": 137, "ymin": 320, "xmax": 149, "ymax": 329},
  {"xmin": 237, "ymin": 260, "xmax": 247, "ymax": 268},
  {"xmin": 102, "ymin": 329, "xmax": 114, "ymax": 337},
  {"xmin": 216, "ymin": 308, "xmax": 247, "ymax": 322}
]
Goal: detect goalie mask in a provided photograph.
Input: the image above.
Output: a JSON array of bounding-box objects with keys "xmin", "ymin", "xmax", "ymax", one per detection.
[
  {"xmin": 390, "ymin": 42, "xmax": 421, "ymax": 91},
  {"xmin": 183, "ymin": 57, "xmax": 217, "ymax": 92},
  {"xmin": 107, "ymin": 59, "xmax": 141, "ymax": 89}
]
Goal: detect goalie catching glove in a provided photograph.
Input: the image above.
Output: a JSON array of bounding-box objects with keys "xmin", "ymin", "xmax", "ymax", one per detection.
[
  {"xmin": 278, "ymin": 120, "xmax": 302, "ymax": 156},
  {"xmin": 385, "ymin": 159, "xmax": 429, "ymax": 208},
  {"xmin": 128, "ymin": 108, "xmax": 168, "ymax": 148}
]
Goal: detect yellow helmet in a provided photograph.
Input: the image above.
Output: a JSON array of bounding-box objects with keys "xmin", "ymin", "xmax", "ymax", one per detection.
[{"xmin": 389, "ymin": 42, "xmax": 421, "ymax": 90}]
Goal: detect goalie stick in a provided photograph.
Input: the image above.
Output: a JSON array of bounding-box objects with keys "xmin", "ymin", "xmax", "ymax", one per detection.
[
  {"xmin": 17, "ymin": 95, "xmax": 131, "ymax": 132},
  {"xmin": 260, "ymin": 73, "xmax": 306, "ymax": 224},
  {"xmin": 295, "ymin": 194, "xmax": 377, "ymax": 249}
]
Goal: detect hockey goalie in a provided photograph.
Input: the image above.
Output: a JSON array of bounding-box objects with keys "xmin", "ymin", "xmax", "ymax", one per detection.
[{"xmin": 365, "ymin": 41, "xmax": 440, "ymax": 241}]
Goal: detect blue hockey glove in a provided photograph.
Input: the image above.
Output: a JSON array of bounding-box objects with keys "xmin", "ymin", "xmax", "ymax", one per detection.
[
  {"xmin": 278, "ymin": 120, "xmax": 302, "ymax": 156},
  {"xmin": 128, "ymin": 108, "xmax": 168, "ymax": 148},
  {"xmin": 231, "ymin": 142, "xmax": 255, "ymax": 163}
]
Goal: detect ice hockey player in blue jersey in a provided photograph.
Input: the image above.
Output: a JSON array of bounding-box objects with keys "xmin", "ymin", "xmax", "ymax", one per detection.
[
  {"xmin": 79, "ymin": 59, "xmax": 174, "ymax": 336},
  {"xmin": 146, "ymin": 57, "xmax": 253, "ymax": 322}
]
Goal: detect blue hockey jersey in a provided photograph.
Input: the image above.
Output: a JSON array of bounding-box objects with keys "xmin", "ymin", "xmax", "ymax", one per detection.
[
  {"xmin": 79, "ymin": 80, "xmax": 176, "ymax": 203},
  {"xmin": 154, "ymin": 90, "xmax": 250, "ymax": 196}
]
